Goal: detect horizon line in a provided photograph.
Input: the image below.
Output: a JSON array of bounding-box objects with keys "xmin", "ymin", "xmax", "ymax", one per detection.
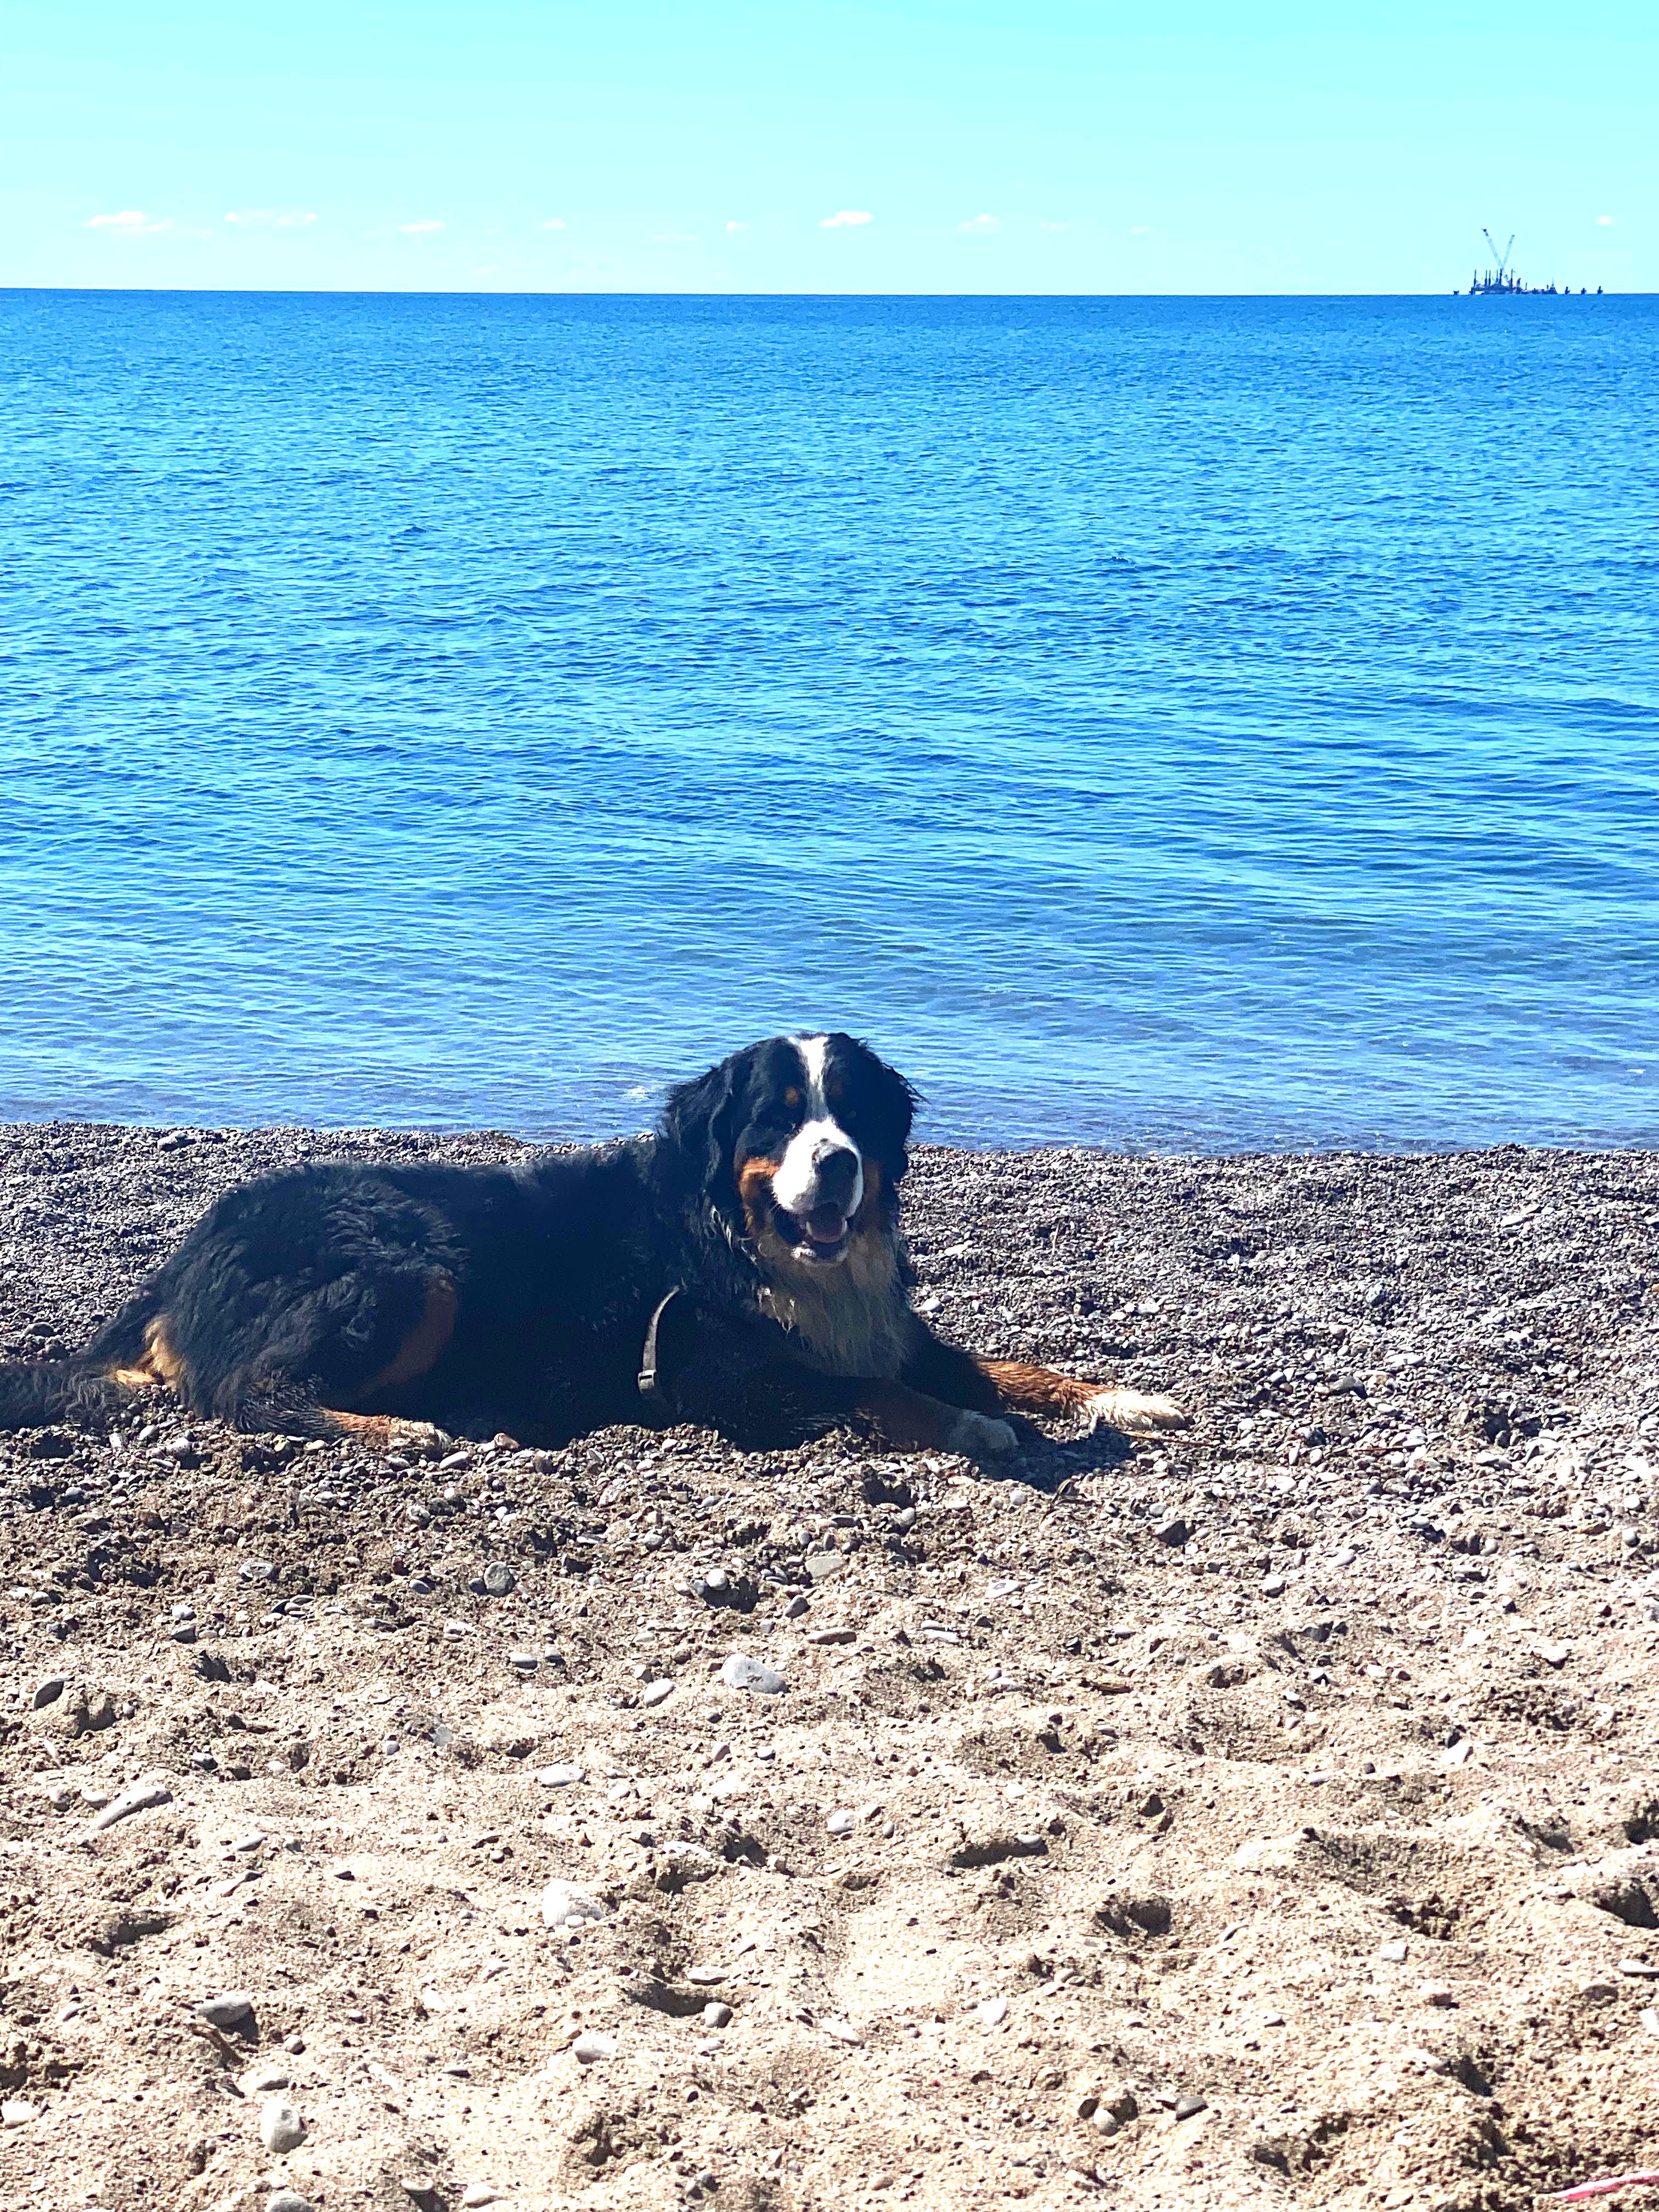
[{"xmin": 0, "ymin": 282, "xmax": 1639, "ymax": 301}]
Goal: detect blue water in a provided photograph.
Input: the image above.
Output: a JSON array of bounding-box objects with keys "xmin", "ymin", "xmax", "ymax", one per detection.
[{"xmin": 2, "ymin": 290, "xmax": 1657, "ymax": 1150}]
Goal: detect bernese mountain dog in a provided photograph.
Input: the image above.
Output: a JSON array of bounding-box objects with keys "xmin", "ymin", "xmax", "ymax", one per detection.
[{"xmin": 0, "ymin": 1034, "xmax": 1187, "ymax": 1461}]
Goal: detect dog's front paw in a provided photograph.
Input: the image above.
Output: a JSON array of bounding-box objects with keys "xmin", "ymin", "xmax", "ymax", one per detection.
[
  {"xmin": 947, "ymin": 1409, "xmax": 1020, "ymax": 1461},
  {"xmin": 1082, "ymin": 1389, "xmax": 1190, "ymax": 1435}
]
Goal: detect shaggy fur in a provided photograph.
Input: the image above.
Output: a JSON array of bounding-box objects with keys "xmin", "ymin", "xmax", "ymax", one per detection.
[{"xmin": 0, "ymin": 1034, "xmax": 1187, "ymax": 1458}]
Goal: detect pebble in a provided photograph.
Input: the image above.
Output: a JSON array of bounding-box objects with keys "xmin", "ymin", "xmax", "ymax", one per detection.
[
  {"xmin": 90, "ymin": 1778, "xmax": 173, "ymax": 1832},
  {"xmin": 1379, "ymin": 1939, "xmax": 1408, "ymax": 1963},
  {"xmin": 641, "ymin": 1679, "xmax": 675, "ymax": 1707},
  {"xmin": 826, "ymin": 1808, "xmax": 856, "ymax": 1837},
  {"xmin": 976, "ymin": 1997, "xmax": 1009, "ymax": 2027},
  {"xmin": 1175, "ymin": 2093, "xmax": 1209, "ymax": 2120},
  {"xmin": 461, "ymin": 2190, "xmax": 503, "ymax": 2209},
  {"xmin": 1262, "ymin": 1576, "xmax": 1287, "ymax": 1596},
  {"xmin": 1419, "ymin": 1982, "xmax": 1457, "ymax": 2007},
  {"xmin": 265, "ymin": 2193, "xmax": 314, "ymax": 2212},
  {"xmin": 820, "ymin": 2016, "xmax": 865, "ymax": 2046},
  {"xmin": 986, "ymin": 1577, "xmax": 1020, "ymax": 1598},
  {"xmin": 239, "ymin": 1559, "xmax": 275, "ymax": 1583},
  {"xmin": 508, "ymin": 1651, "xmax": 539, "ymax": 1671},
  {"xmin": 572, "ymin": 2029, "xmax": 616, "ymax": 2064},
  {"xmin": 1536, "ymin": 1641, "xmax": 1571, "ymax": 1667},
  {"xmin": 1618, "ymin": 1960, "xmax": 1659, "ymax": 1980},
  {"xmin": 720, "ymin": 1654, "xmax": 786, "ymax": 1695},
  {"xmin": 703, "ymin": 2001, "xmax": 733, "ymax": 2028},
  {"xmin": 806, "ymin": 1626, "xmax": 857, "ymax": 1646},
  {"xmin": 483, "ymin": 1563, "xmax": 516, "ymax": 1596},
  {"xmin": 32, "ymin": 1675, "xmax": 66, "ymax": 1709},
  {"xmin": 785, "ymin": 1594, "xmax": 810, "ymax": 1618},
  {"xmin": 1328, "ymin": 1545, "xmax": 1357, "ymax": 1569},
  {"xmin": 260, "ymin": 2097, "xmax": 306, "ymax": 2153},
  {"xmin": 804, "ymin": 1551, "xmax": 846, "ymax": 1582},
  {"xmin": 245, "ymin": 2066, "xmax": 290, "ymax": 2092},
  {"xmin": 702, "ymin": 1568, "xmax": 729, "ymax": 1593},
  {"xmin": 195, "ymin": 1991, "xmax": 255, "ymax": 2029},
  {"xmin": 1154, "ymin": 1517, "xmax": 1189, "ymax": 1548},
  {"xmin": 535, "ymin": 1763, "xmax": 585, "ymax": 1788},
  {"xmin": 232, "ymin": 1832, "xmax": 267, "ymax": 1854},
  {"xmin": 541, "ymin": 1880, "xmax": 606, "ymax": 1928},
  {"xmin": 1641, "ymin": 2009, "xmax": 1659, "ymax": 2038},
  {"xmin": 1, "ymin": 2100, "xmax": 40, "ymax": 2126}
]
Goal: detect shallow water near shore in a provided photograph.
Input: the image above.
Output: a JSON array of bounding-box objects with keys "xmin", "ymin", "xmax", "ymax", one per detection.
[{"xmin": 3, "ymin": 289, "xmax": 1657, "ymax": 1148}]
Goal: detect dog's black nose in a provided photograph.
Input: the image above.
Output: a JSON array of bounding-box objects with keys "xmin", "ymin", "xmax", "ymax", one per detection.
[{"xmin": 814, "ymin": 1146, "xmax": 860, "ymax": 1198}]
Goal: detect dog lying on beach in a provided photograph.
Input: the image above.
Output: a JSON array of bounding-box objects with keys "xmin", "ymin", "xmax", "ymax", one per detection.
[{"xmin": 0, "ymin": 1034, "xmax": 1187, "ymax": 1459}]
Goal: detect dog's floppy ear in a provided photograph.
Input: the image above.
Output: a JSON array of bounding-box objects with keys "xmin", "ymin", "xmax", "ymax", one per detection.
[
  {"xmin": 659, "ymin": 1048, "xmax": 753, "ymax": 1220},
  {"xmin": 841, "ymin": 1035, "xmax": 920, "ymax": 1183}
]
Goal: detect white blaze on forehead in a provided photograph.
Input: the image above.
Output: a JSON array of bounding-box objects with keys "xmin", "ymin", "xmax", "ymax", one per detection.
[{"xmin": 772, "ymin": 1034, "xmax": 864, "ymax": 1218}]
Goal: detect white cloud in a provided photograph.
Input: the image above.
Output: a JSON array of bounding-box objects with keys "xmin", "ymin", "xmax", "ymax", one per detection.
[
  {"xmin": 725, "ymin": 219, "xmax": 751, "ymax": 234},
  {"xmin": 652, "ymin": 232, "xmax": 698, "ymax": 244},
  {"xmin": 957, "ymin": 213, "xmax": 1000, "ymax": 235},
  {"xmin": 1129, "ymin": 225, "xmax": 1150, "ymax": 238},
  {"xmin": 1596, "ymin": 214, "xmax": 1616, "ymax": 227},
  {"xmin": 541, "ymin": 217, "xmax": 567, "ymax": 230},
  {"xmin": 820, "ymin": 209, "xmax": 873, "ymax": 228},
  {"xmin": 84, "ymin": 209, "xmax": 170, "ymax": 234},
  {"xmin": 1037, "ymin": 220, "xmax": 1071, "ymax": 233},
  {"xmin": 224, "ymin": 208, "xmax": 315, "ymax": 229},
  {"xmin": 399, "ymin": 219, "xmax": 444, "ymax": 235}
]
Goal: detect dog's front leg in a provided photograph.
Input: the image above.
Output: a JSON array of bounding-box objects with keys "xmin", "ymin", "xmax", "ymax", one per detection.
[
  {"xmin": 851, "ymin": 1380, "xmax": 1017, "ymax": 1462},
  {"xmin": 903, "ymin": 1327, "xmax": 1188, "ymax": 1436}
]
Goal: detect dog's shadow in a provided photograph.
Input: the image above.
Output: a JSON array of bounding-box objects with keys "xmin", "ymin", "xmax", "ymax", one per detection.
[{"xmin": 978, "ymin": 1417, "xmax": 1142, "ymax": 1494}]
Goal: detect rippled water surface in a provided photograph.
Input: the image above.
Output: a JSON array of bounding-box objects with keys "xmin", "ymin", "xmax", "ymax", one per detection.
[{"xmin": 2, "ymin": 290, "xmax": 1656, "ymax": 1148}]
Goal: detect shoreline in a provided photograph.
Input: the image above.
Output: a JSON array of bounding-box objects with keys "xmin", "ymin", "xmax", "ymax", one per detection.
[{"xmin": 2, "ymin": 1125, "xmax": 1657, "ymax": 2209}]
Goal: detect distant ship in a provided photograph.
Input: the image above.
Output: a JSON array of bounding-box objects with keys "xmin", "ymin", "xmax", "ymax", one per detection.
[{"xmin": 1465, "ymin": 229, "xmax": 1601, "ymax": 296}]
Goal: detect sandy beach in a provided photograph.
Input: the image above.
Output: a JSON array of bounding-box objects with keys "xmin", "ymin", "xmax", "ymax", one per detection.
[{"xmin": 2, "ymin": 1121, "xmax": 1657, "ymax": 2212}]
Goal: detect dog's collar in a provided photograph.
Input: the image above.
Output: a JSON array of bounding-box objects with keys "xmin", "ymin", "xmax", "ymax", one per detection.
[{"xmin": 637, "ymin": 1286, "xmax": 684, "ymax": 1408}]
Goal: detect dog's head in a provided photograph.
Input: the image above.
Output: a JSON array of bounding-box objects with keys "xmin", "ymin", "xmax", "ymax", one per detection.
[{"xmin": 661, "ymin": 1033, "xmax": 918, "ymax": 1271}]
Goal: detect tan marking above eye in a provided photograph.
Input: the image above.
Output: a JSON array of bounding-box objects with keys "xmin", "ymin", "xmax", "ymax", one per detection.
[{"xmin": 783, "ymin": 1087, "xmax": 803, "ymax": 1109}]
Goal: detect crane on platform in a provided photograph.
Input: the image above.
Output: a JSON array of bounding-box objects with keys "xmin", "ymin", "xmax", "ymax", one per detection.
[{"xmin": 1482, "ymin": 229, "xmax": 1516, "ymax": 283}]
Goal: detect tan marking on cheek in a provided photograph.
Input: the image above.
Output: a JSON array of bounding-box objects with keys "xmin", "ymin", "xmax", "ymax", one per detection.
[
  {"xmin": 850, "ymin": 1156, "xmax": 884, "ymax": 1230},
  {"xmin": 738, "ymin": 1156, "xmax": 783, "ymax": 1239}
]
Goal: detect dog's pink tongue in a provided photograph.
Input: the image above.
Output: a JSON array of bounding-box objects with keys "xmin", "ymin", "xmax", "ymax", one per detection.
[{"xmin": 806, "ymin": 1206, "xmax": 847, "ymax": 1244}]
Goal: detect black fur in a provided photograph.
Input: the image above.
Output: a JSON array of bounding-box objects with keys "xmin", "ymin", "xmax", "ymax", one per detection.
[{"xmin": 0, "ymin": 1034, "xmax": 999, "ymax": 1449}]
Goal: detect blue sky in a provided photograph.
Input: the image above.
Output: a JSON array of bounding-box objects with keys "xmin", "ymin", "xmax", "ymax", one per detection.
[{"xmin": 1, "ymin": 0, "xmax": 1650, "ymax": 294}]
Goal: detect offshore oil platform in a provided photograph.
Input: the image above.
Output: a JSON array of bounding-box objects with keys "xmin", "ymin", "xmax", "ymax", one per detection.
[{"xmin": 1465, "ymin": 229, "xmax": 1600, "ymax": 295}]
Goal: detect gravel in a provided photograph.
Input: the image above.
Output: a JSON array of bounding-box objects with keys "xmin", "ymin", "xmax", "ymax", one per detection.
[
  {"xmin": 259, "ymin": 2096, "xmax": 306, "ymax": 2152},
  {"xmin": 3, "ymin": 1124, "xmax": 1659, "ymax": 2212}
]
